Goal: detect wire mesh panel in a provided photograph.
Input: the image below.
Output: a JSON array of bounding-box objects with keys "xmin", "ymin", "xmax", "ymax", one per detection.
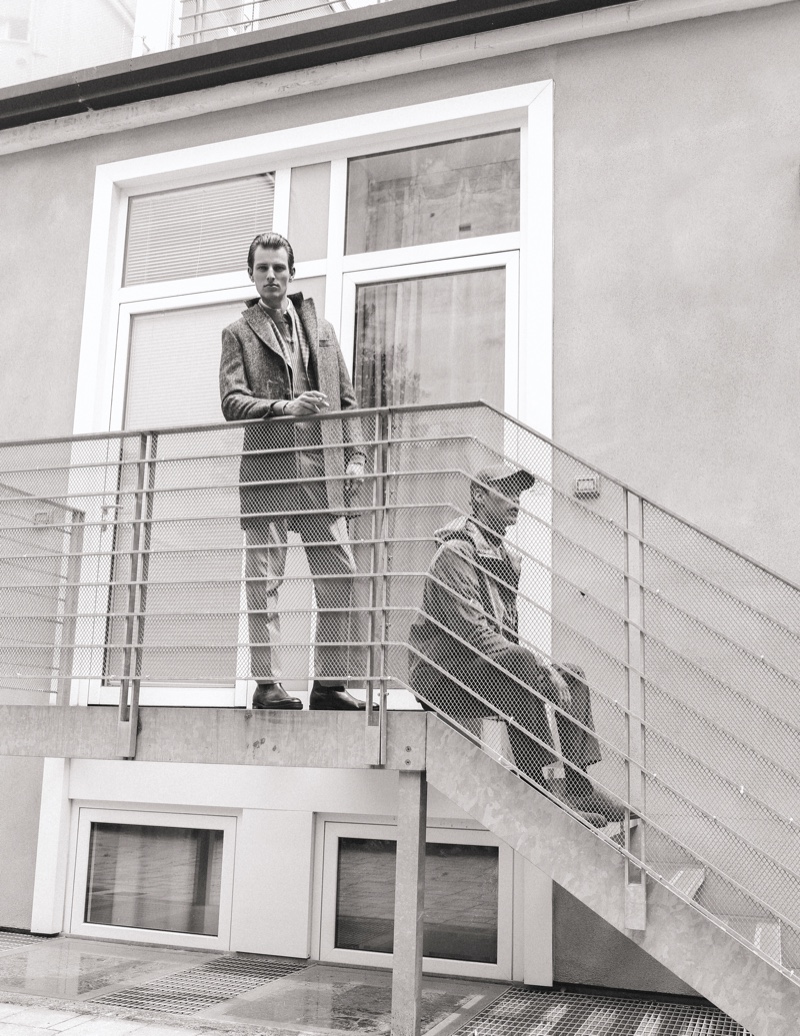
[
  {"xmin": 3, "ymin": 403, "xmax": 800, "ymax": 981},
  {"xmin": 0, "ymin": 480, "xmax": 82, "ymax": 703}
]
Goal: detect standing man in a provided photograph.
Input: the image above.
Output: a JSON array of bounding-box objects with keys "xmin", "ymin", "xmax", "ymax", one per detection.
[
  {"xmin": 220, "ymin": 232, "xmax": 367, "ymax": 710},
  {"xmin": 409, "ymin": 465, "xmax": 621, "ymax": 826}
]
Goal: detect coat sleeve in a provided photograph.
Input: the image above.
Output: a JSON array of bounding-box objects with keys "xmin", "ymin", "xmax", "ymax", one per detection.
[
  {"xmin": 428, "ymin": 542, "xmax": 515, "ymax": 659},
  {"xmin": 220, "ymin": 324, "xmax": 282, "ymax": 422}
]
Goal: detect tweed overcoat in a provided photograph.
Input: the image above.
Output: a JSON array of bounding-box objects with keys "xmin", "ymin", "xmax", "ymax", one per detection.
[{"xmin": 220, "ymin": 293, "xmax": 365, "ymax": 526}]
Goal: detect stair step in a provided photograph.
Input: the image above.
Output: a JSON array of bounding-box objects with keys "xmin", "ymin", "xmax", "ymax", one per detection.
[
  {"xmin": 663, "ymin": 865, "xmax": 706, "ymax": 901},
  {"xmin": 721, "ymin": 915, "xmax": 782, "ymax": 965}
]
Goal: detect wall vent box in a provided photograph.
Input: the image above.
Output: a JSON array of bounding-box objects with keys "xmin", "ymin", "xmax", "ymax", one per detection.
[{"xmin": 574, "ymin": 476, "xmax": 600, "ymax": 499}]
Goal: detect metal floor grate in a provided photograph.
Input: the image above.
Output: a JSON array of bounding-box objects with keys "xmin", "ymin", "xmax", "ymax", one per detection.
[
  {"xmin": 0, "ymin": 931, "xmax": 52, "ymax": 949},
  {"xmin": 455, "ymin": 987, "xmax": 752, "ymax": 1036},
  {"xmin": 89, "ymin": 953, "xmax": 308, "ymax": 1015}
]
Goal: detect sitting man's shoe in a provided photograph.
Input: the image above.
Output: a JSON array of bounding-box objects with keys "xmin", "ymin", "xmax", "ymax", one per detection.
[
  {"xmin": 575, "ymin": 788, "xmax": 638, "ymax": 825},
  {"xmin": 568, "ymin": 802, "xmax": 608, "ymax": 828},
  {"xmin": 309, "ymin": 682, "xmax": 366, "ymax": 711},
  {"xmin": 549, "ymin": 785, "xmax": 608, "ymax": 827},
  {"xmin": 252, "ymin": 683, "xmax": 303, "ymax": 710}
]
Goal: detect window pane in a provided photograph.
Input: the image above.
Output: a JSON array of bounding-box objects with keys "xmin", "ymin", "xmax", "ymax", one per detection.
[
  {"xmin": 291, "ymin": 276, "xmax": 326, "ymax": 317},
  {"xmin": 106, "ymin": 302, "xmax": 247, "ymax": 690},
  {"xmin": 85, "ymin": 823, "xmax": 223, "ymax": 936},
  {"xmin": 289, "ymin": 163, "xmax": 331, "ymax": 262},
  {"xmin": 354, "ymin": 268, "xmax": 505, "ymax": 410},
  {"xmin": 335, "ymin": 838, "xmax": 499, "ymax": 963},
  {"xmin": 346, "ymin": 132, "xmax": 519, "ymax": 254},
  {"xmin": 123, "ymin": 174, "xmax": 275, "ymax": 286}
]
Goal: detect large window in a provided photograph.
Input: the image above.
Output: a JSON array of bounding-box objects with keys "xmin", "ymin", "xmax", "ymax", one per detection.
[
  {"xmin": 318, "ymin": 822, "xmax": 513, "ymax": 979},
  {"xmin": 353, "ymin": 264, "xmax": 509, "ymax": 410},
  {"xmin": 85, "ymin": 823, "xmax": 223, "ymax": 935},
  {"xmin": 70, "ymin": 809, "xmax": 236, "ymax": 949}
]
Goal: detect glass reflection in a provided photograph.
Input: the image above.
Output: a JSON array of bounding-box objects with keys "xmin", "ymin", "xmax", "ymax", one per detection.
[
  {"xmin": 335, "ymin": 838, "xmax": 499, "ymax": 963},
  {"xmin": 354, "ymin": 268, "xmax": 505, "ymax": 410},
  {"xmin": 346, "ymin": 132, "xmax": 519, "ymax": 254},
  {"xmin": 85, "ymin": 823, "xmax": 223, "ymax": 936}
]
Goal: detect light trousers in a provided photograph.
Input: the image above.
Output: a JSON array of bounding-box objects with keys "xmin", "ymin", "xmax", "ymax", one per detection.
[{"xmin": 244, "ymin": 514, "xmax": 357, "ymax": 684}]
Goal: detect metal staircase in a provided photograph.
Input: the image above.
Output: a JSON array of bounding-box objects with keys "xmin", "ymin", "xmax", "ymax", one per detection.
[{"xmin": 2, "ymin": 401, "xmax": 800, "ymax": 1034}]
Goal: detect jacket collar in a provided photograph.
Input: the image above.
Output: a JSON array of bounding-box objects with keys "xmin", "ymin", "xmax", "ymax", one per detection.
[
  {"xmin": 436, "ymin": 515, "xmax": 518, "ymax": 562},
  {"xmin": 241, "ymin": 292, "xmax": 318, "ymax": 359}
]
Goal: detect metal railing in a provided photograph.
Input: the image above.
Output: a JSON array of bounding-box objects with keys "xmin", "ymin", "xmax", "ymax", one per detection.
[
  {"xmin": 177, "ymin": 0, "xmax": 388, "ymax": 46},
  {"xmin": 1, "ymin": 401, "xmax": 799, "ymax": 980}
]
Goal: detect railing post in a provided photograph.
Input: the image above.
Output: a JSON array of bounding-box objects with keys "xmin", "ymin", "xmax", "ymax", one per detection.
[
  {"xmin": 55, "ymin": 508, "xmax": 85, "ymax": 707},
  {"xmin": 624, "ymin": 489, "xmax": 647, "ymax": 929},
  {"xmin": 391, "ymin": 768, "xmax": 427, "ymax": 1036},
  {"xmin": 116, "ymin": 433, "xmax": 156, "ymax": 759},
  {"xmin": 365, "ymin": 409, "xmax": 391, "ymax": 766}
]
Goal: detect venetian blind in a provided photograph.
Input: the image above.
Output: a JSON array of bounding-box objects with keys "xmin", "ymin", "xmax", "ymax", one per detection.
[
  {"xmin": 123, "ymin": 173, "xmax": 275, "ymax": 286},
  {"xmin": 124, "ymin": 301, "xmax": 245, "ymax": 429}
]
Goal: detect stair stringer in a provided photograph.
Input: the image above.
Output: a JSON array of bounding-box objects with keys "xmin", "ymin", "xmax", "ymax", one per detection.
[{"xmin": 425, "ymin": 716, "xmax": 800, "ymax": 1036}]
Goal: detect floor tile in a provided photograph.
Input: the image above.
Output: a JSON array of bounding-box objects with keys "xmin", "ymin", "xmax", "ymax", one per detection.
[
  {"xmin": 0, "ymin": 1008, "xmax": 79, "ymax": 1028},
  {"xmin": 0, "ymin": 1024, "xmax": 52, "ymax": 1036},
  {"xmin": 40, "ymin": 1019, "xmax": 143, "ymax": 1035}
]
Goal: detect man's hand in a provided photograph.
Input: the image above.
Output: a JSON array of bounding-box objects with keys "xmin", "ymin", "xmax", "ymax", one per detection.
[
  {"xmin": 284, "ymin": 391, "xmax": 329, "ymax": 417},
  {"xmin": 549, "ymin": 666, "xmax": 572, "ymax": 709},
  {"xmin": 345, "ymin": 458, "xmax": 365, "ymax": 496}
]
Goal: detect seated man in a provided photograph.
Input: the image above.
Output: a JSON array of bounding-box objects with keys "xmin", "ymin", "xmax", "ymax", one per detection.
[{"xmin": 409, "ymin": 465, "xmax": 620, "ymax": 827}]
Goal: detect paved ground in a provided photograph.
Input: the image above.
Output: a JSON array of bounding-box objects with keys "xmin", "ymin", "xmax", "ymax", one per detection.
[
  {"xmin": 0, "ymin": 934, "xmax": 501, "ymax": 1036},
  {"xmin": 0, "ymin": 933, "xmax": 750, "ymax": 1036}
]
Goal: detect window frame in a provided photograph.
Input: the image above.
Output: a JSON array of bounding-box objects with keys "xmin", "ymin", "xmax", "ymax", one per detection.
[
  {"xmin": 341, "ymin": 249, "xmax": 519, "ymax": 405},
  {"xmin": 76, "ymin": 81, "xmax": 553, "ymax": 438},
  {"xmin": 67, "ymin": 806, "xmax": 237, "ymax": 950},
  {"xmin": 316, "ymin": 820, "xmax": 514, "ymax": 980}
]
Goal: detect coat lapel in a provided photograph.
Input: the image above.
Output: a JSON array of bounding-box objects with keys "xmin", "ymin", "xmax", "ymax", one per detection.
[
  {"xmin": 241, "ymin": 300, "xmax": 286, "ymax": 363},
  {"xmin": 292, "ymin": 293, "xmax": 320, "ymax": 385}
]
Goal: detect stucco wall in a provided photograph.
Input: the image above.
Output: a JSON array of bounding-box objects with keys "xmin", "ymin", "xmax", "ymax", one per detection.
[
  {"xmin": 0, "ymin": 757, "xmax": 43, "ymax": 929},
  {"xmin": 0, "ymin": 0, "xmax": 797, "ymax": 986}
]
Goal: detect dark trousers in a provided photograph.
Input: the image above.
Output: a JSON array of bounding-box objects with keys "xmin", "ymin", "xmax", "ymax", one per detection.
[{"xmin": 413, "ymin": 644, "xmax": 600, "ymax": 793}]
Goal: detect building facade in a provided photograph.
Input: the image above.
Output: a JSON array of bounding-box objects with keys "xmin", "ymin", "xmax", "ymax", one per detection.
[{"xmin": 1, "ymin": 0, "xmax": 800, "ymax": 1020}]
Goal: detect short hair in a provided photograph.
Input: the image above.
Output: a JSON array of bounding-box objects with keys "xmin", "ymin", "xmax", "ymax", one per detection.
[{"xmin": 247, "ymin": 232, "xmax": 295, "ymax": 273}]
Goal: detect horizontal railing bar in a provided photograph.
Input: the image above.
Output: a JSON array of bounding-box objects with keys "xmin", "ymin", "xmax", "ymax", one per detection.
[{"xmin": 0, "ymin": 401, "xmax": 489, "ymax": 450}]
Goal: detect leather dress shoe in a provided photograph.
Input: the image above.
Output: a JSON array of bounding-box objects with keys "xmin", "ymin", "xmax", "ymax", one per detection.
[
  {"xmin": 252, "ymin": 683, "xmax": 303, "ymax": 710},
  {"xmin": 309, "ymin": 682, "xmax": 367, "ymax": 711},
  {"xmin": 573, "ymin": 788, "xmax": 639, "ymax": 825},
  {"xmin": 549, "ymin": 786, "xmax": 608, "ymax": 827}
]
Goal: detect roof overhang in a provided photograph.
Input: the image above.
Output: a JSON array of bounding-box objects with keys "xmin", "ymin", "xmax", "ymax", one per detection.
[{"xmin": 0, "ymin": 0, "xmax": 623, "ymax": 131}]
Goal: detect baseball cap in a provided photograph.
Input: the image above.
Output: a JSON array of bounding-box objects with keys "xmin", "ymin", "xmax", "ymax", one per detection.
[{"xmin": 473, "ymin": 464, "xmax": 535, "ymax": 495}]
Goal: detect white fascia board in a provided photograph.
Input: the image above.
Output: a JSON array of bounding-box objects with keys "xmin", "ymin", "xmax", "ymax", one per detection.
[{"xmin": 0, "ymin": 0, "xmax": 794, "ymax": 156}]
